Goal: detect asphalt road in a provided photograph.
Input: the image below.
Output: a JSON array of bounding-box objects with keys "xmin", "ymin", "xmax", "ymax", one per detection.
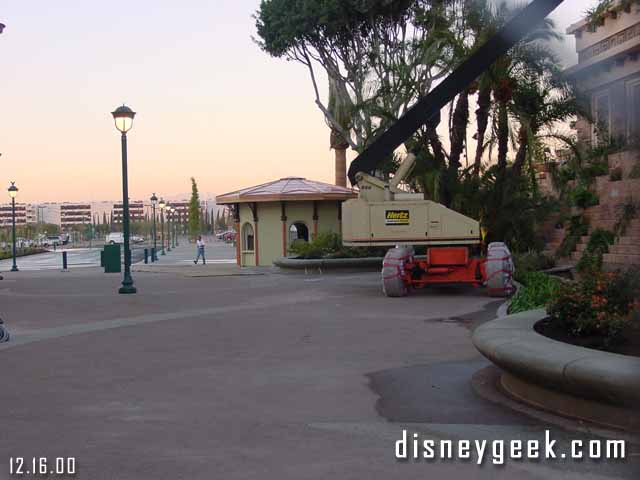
[{"xmin": 0, "ymin": 247, "xmax": 636, "ymax": 479}]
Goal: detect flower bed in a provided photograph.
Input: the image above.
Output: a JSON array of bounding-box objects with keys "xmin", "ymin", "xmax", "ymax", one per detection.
[
  {"xmin": 538, "ymin": 269, "xmax": 640, "ymax": 357},
  {"xmin": 507, "ymin": 261, "xmax": 639, "ymax": 356}
]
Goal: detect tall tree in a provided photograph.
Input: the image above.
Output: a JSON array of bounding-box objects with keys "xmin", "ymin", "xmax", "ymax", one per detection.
[
  {"xmin": 255, "ymin": 0, "xmax": 465, "ymax": 156},
  {"xmin": 188, "ymin": 177, "xmax": 201, "ymax": 239}
]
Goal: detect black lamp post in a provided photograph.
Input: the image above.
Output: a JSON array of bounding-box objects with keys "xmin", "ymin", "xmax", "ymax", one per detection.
[
  {"xmin": 111, "ymin": 104, "xmax": 137, "ymax": 294},
  {"xmin": 8, "ymin": 182, "xmax": 18, "ymax": 272},
  {"xmin": 166, "ymin": 206, "xmax": 172, "ymax": 252},
  {"xmin": 175, "ymin": 210, "xmax": 180, "ymax": 247},
  {"xmin": 170, "ymin": 207, "xmax": 177, "ymax": 248},
  {"xmin": 150, "ymin": 193, "xmax": 158, "ymax": 260},
  {"xmin": 159, "ymin": 198, "xmax": 166, "ymax": 255}
]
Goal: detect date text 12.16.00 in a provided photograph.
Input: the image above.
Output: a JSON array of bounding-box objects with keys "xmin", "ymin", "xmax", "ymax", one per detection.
[{"xmin": 9, "ymin": 457, "xmax": 76, "ymax": 475}]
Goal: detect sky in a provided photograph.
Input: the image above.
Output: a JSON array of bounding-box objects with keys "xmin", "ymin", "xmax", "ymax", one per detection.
[{"xmin": 0, "ymin": 0, "xmax": 599, "ymax": 203}]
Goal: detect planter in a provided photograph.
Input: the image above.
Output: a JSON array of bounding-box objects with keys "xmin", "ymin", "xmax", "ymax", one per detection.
[{"xmin": 473, "ymin": 309, "xmax": 640, "ymax": 431}]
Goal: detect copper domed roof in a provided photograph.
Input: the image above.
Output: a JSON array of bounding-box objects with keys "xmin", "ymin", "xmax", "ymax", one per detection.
[{"xmin": 216, "ymin": 177, "xmax": 356, "ymax": 204}]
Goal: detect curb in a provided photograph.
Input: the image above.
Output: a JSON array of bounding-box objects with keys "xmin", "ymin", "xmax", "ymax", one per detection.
[{"xmin": 273, "ymin": 257, "xmax": 384, "ymax": 270}]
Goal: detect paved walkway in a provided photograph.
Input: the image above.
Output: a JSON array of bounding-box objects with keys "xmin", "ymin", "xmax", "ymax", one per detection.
[
  {"xmin": 0, "ymin": 264, "xmax": 636, "ymax": 479},
  {"xmin": 134, "ymin": 238, "xmax": 249, "ymax": 277}
]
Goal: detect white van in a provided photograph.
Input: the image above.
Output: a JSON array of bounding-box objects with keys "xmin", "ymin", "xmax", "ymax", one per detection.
[{"xmin": 106, "ymin": 232, "xmax": 124, "ymax": 244}]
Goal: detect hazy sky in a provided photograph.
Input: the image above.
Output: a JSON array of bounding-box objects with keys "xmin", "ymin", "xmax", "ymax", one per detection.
[{"xmin": 1, "ymin": 0, "xmax": 598, "ymax": 203}]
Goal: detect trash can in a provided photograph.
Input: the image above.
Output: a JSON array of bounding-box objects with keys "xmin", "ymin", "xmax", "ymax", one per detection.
[{"xmin": 103, "ymin": 244, "xmax": 121, "ymax": 273}]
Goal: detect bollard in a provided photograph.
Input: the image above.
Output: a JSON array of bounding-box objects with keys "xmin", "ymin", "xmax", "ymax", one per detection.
[
  {"xmin": 144, "ymin": 248, "xmax": 149, "ymax": 264},
  {"xmin": 62, "ymin": 251, "xmax": 68, "ymax": 271},
  {"xmin": 151, "ymin": 247, "xmax": 156, "ymax": 262},
  {"xmin": 100, "ymin": 250, "xmax": 104, "ymax": 267}
]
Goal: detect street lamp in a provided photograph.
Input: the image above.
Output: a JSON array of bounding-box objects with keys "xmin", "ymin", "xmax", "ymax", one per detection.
[
  {"xmin": 111, "ymin": 104, "xmax": 136, "ymax": 294},
  {"xmin": 166, "ymin": 204, "xmax": 172, "ymax": 252},
  {"xmin": 8, "ymin": 182, "xmax": 18, "ymax": 272},
  {"xmin": 150, "ymin": 193, "xmax": 158, "ymax": 260},
  {"xmin": 170, "ymin": 207, "xmax": 177, "ymax": 248},
  {"xmin": 175, "ymin": 210, "xmax": 180, "ymax": 247},
  {"xmin": 159, "ymin": 198, "xmax": 166, "ymax": 255}
]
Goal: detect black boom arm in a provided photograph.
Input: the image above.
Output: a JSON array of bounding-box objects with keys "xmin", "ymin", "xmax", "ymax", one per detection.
[{"xmin": 347, "ymin": 0, "xmax": 564, "ymax": 185}]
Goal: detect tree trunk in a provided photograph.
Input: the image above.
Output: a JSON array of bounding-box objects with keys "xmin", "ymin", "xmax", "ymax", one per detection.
[
  {"xmin": 424, "ymin": 117, "xmax": 448, "ymax": 206},
  {"xmin": 497, "ymin": 101, "xmax": 509, "ymax": 175},
  {"xmin": 511, "ymin": 125, "xmax": 529, "ymax": 177},
  {"xmin": 473, "ymin": 86, "xmax": 491, "ymax": 177},
  {"xmin": 448, "ymin": 91, "xmax": 469, "ymax": 176},
  {"xmin": 334, "ymin": 148, "xmax": 347, "ymax": 187},
  {"xmin": 445, "ymin": 91, "xmax": 469, "ymax": 207}
]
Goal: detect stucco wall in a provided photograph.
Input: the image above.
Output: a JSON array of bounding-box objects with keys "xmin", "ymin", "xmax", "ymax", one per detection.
[{"xmin": 237, "ymin": 200, "xmax": 344, "ymax": 267}]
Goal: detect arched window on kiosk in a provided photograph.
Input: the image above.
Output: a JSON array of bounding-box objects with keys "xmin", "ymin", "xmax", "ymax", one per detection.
[
  {"xmin": 289, "ymin": 221, "xmax": 309, "ymax": 244},
  {"xmin": 242, "ymin": 223, "xmax": 255, "ymax": 251}
]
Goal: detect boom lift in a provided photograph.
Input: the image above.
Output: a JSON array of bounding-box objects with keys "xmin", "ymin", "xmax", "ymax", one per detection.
[{"xmin": 341, "ymin": 0, "xmax": 564, "ymax": 297}]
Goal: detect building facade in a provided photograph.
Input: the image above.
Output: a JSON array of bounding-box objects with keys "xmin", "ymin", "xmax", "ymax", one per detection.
[
  {"xmin": 60, "ymin": 203, "xmax": 91, "ymax": 229},
  {"xmin": 112, "ymin": 201, "xmax": 144, "ymax": 223},
  {"xmin": 564, "ymin": 0, "xmax": 640, "ymax": 268},
  {"xmin": 566, "ymin": 0, "xmax": 640, "ymax": 173},
  {"xmin": 0, "ymin": 203, "xmax": 28, "ymax": 227}
]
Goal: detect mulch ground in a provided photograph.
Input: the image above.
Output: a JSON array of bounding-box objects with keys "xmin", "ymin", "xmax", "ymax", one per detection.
[{"xmin": 535, "ymin": 317, "xmax": 640, "ymax": 357}]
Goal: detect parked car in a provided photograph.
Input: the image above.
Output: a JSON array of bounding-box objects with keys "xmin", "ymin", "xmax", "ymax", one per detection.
[
  {"xmin": 106, "ymin": 232, "xmax": 124, "ymax": 244},
  {"xmin": 216, "ymin": 230, "xmax": 236, "ymax": 241},
  {"xmin": 131, "ymin": 235, "xmax": 145, "ymax": 244},
  {"xmin": 221, "ymin": 231, "xmax": 236, "ymax": 242},
  {"xmin": 44, "ymin": 235, "xmax": 62, "ymax": 247}
]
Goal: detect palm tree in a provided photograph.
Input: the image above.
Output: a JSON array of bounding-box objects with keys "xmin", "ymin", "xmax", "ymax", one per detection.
[
  {"xmin": 327, "ymin": 77, "xmax": 352, "ymax": 187},
  {"xmin": 469, "ymin": 1, "xmax": 562, "ymax": 178}
]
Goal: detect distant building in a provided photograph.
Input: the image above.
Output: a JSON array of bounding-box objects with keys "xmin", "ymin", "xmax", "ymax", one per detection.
[
  {"xmin": 166, "ymin": 201, "xmax": 190, "ymax": 224},
  {"xmin": 112, "ymin": 201, "xmax": 144, "ymax": 223},
  {"xmin": 60, "ymin": 203, "xmax": 91, "ymax": 229},
  {"xmin": 0, "ymin": 203, "xmax": 28, "ymax": 227}
]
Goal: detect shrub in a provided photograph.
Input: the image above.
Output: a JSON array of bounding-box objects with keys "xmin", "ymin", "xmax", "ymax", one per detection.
[
  {"xmin": 513, "ymin": 251, "xmax": 555, "ymax": 284},
  {"xmin": 547, "ymin": 269, "xmax": 638, "ymax": 347},
  {"xmin": 556, "ymin": 215, "xmax": 589, "ymax": 258},
  {"xmin": 508, "ymin": 272, "xmax": 562, "ymax": 314},
  {"xmin": 570, "ymin": 185, "xmax": 599, "ymax": 209},
  {"xmin": 289, "ymin": 232, "xmax": 341, "ymax": 259},
  {"xmin": 614, "ymin": 202, "xmax": 637, "ymax": 237},
  {"xmin": 576, "ymin": 228, "xmax": 615, "ymax": 273},
  {"xmin": 578, "ymin": 160, "xmax": 609, "ymax": 183},
  {"xmin": 288, "ymin": 232, "xmax": 387, "ymax": 259},
  {"xmin": 609, "ymin": 167, "xmax": 623, "ymax": 181}
]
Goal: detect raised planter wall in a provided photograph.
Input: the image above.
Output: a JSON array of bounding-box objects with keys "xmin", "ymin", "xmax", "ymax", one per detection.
[{"xmin": 473, "ymin": 309, "xmax": 640, "ymax": 431}]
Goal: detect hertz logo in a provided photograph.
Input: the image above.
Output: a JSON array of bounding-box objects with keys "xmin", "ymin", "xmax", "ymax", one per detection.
[{"xmin": 385, "ymin": 210, "xmax": 410, "ymax": 225}]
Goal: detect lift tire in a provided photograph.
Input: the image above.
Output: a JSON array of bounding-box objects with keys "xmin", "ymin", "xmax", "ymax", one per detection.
[
  {"xmin": 486, "ymin": 242, "xmax": 515, "ymax": 297},
  {"xmin": 382, "ymin": 247, "xmax": 414, "ymax": 297},
  {"xmin": 0, "ymin": 325, "xmax": 9, "ymax": 343}
]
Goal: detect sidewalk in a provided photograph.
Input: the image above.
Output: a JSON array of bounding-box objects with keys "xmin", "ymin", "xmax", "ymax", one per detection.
[{"xmin": 134, "ymin": 237, "xmax": 262, "ymax": 277}]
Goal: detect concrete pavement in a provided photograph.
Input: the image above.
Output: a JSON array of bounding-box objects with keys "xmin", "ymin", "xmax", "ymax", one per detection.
[{"xmin": 0, "ymin": 262, "xmax": 636, "ymax": 479}]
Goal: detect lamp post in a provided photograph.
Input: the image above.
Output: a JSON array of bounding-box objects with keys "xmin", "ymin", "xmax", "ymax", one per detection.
[
  {"xmin": 166, "ymin": 204, "xmax": 172, "ymax": 252},
  {"xmin": 111, "ymin": 104, "xmax": 137, "ymax": 294},
  {"xmin": 150, "ymin": 193, "xmax": 158, "ymax": 260},
  {"xmin": 159, "ymin": 198, "xmax": 166, "ymax": 255},
  {"xmin": 171, "ymin": 207, "xmax": 178, "ymax": 249},
  {"xmin": 8, "ymin": 182, "xmax": 18, "ymax": 272},
  {"xmin": 175, "ymin": 210, "xmax": 180, "ymax": 247}
]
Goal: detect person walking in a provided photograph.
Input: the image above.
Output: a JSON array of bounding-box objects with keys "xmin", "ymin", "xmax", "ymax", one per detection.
[{"xmin": 194, "ymin": 235, "xmax": 206, "ymax": 265}]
